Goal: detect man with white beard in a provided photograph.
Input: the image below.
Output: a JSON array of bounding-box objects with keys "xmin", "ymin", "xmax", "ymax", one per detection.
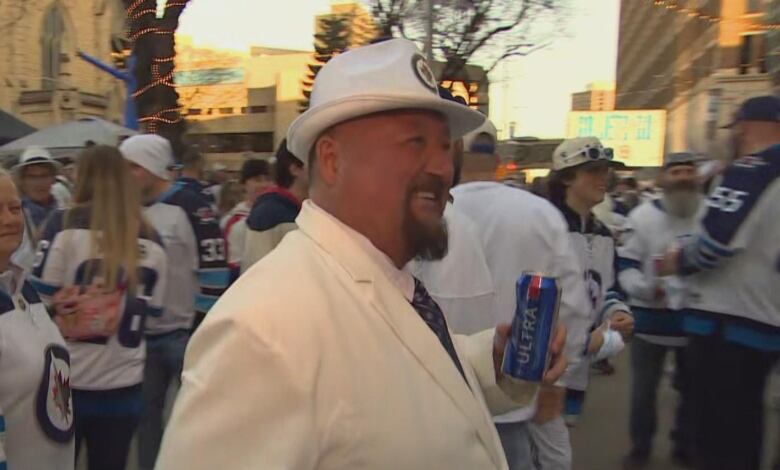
[{"xmin": 617, "ymin": 152, "xmax": 704, "ymax": 468}]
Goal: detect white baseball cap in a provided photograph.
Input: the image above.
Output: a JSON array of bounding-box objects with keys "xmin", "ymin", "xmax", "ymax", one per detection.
[
  {"xmin": 13, "ymin": 146, "xmax": 62, "ymax": 174},
  {"xmin": 287, "ymin": 38, "xmax": 486, "ymax": 161},
  {"xmin": 119, "ymin": 134, "xmax": 174, "ymax": 181},
  {"xmin": 552, "ymin": 137, "xmax": 623, "ymax": 171}
]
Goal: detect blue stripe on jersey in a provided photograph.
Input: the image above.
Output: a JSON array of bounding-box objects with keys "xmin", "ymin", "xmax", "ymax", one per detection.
[
  {"xmin": 725, "ymin": 324, "xmax": 780, "ymax": 352},
  {"xmin": 617, "ymin": 257, "xmax": 642, "ymax": 272},
  {"xmin": 197, "ymin": 268, "xmax": 230, "ymax": 288},
  {"xmin": 605, "ymin": 291, "xmax": 623, "ymax": 302},
  {"xmin": 148, "ymin": 306, "xmax": 164, "ymax": 318},
  {"xmin": 682, "ymin": 314, "xmax": 718, "ymax": 336},
  {"xmin": 683, "ymin": 309, "xmax": 780, "ymax": 351},
  {"xmin": 28, "ymin": 277, "xmax": 60, "ymax": 297},
  {"xmin": 699, "ymin": 234, "xmax": 735, "ymax": 258},
  {"xmin": 195, "ymin": 294, "xmax": 219, "ymax": 313},
  {"xmin": 632, "ymin": 306, "xmax": 686, "ymax": 337},
  {"xmin": 21, "ymin": 281, "xmax": 42, "ymax": 305},
  {"xmin": 694, "ymin": 250, "xmax": 717, "ymax": 269}
]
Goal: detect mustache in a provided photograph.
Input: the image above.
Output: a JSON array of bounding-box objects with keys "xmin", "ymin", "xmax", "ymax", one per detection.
[{"xmin": 409, "ymin": 174, "xmax": 448, "ymax": 199}]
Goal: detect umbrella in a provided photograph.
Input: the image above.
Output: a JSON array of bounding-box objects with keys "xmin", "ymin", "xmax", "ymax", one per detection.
[
  {"xmin": 0, "ymin": 109, "xmax": 36, "ymax": 146},
  {"xmin": 0, "ymin": 117, "xmax": 137, "ymax": 159}
]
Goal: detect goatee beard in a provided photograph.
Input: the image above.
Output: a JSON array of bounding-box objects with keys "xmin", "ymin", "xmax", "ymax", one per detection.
[
  {"xmin": 404, "ymin": 203, "xmax": 448, "ymax": 261},
  {"xmin": 402, "ymin": 184, "xmax": 449, "ymax": 261}
]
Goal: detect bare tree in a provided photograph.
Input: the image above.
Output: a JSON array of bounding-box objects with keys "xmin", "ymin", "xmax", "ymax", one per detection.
[
  {"xmin": 370, "ymin": 0, "xmax": 415, "ymax": 39},
  {"xmin": 368, "ymin": 0, "xmax": 568, "ymax": 78}
]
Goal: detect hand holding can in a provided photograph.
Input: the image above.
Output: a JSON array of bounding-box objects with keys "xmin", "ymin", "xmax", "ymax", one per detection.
[{"xmin": 501, "ymin": 273, "xmax": 561, "ymax": 384}]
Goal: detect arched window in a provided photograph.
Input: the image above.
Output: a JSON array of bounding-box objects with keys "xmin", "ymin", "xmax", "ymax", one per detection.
[{"xmin": 41, "ymin": 4, "xmax": 66, "ymax": 90}]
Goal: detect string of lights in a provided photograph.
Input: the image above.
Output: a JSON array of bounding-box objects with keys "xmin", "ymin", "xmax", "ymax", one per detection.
[
  {"xmin": 650, "ymin": 0, "xmax": 780, "ymax": 31},
  {"xmin": 125, "ymin": 0, "xmax": 185, "ymax": 129}
]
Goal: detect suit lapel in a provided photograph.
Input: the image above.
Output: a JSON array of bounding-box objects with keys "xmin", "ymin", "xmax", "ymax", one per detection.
[
  {"xmin": 297, "ymin": 202, "xmax": 502, "ymax": 467},
  {"xmin": 369, "ymin": 280, "xmax": 503, "ymax": 467}
]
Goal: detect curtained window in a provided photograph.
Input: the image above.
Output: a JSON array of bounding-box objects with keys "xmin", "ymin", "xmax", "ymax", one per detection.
[{"xmin": 41, "ymin": 5, "xmax": 66, "ymax": 90}]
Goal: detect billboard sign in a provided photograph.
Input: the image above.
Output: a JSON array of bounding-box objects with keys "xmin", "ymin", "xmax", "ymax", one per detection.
[{"xmin": 566, "ymin": 110, "xmax": 667, "ymax": 167}]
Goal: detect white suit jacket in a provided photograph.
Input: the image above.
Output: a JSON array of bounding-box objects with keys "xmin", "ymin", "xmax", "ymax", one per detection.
[{"xmin": 155, "ymin": 201, "xmax": 535, "ymax": 470}]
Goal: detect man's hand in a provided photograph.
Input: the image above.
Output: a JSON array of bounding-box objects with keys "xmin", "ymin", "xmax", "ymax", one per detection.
[
  {"xmin": 610, "ymin": 311, "xmax": 634, "ymax": 340},
  {"xmin": 543, "ymin": 324, "xmax": 567, "ymax": 385},
  {"xmin": 493, "ymin": 322, "xmax": 567, "ymax": 385},
  {"xmin": 586, "ymin": 325, "xmax": 606, "ymax": 355},
  {"xmin": 493, "ymin": 323, "xmax": 511, "ymax": 383}
]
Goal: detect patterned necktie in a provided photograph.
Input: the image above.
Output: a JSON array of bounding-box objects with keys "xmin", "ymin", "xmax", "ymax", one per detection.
[{"xmin": 411, "ymin": 277, "xmax": 468, "ymax": 383}]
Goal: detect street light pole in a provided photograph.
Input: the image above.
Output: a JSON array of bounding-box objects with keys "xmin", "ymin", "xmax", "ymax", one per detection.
[{"xmin": 425, "ymin": 0, "xmax": 434, "ymax": 62}]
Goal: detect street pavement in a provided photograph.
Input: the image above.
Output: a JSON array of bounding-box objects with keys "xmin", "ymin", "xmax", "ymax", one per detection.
[{"xmin": 570, "ymin": 350, "xmax": 779, "ymax": 470}]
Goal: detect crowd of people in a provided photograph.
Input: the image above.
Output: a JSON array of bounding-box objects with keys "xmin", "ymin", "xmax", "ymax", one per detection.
[{"xmin": 0, "ymin": 38, "xmax": 777, "ymax": 470}]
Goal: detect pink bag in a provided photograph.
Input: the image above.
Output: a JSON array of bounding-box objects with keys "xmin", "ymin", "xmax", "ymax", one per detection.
[{"xmin": 54, "ymin": 285, "xmax": 124, "ymax": 341}]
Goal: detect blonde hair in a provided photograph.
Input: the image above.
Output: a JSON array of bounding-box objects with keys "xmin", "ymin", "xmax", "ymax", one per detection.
[{"xmin": 68, "ymin": 145, "xmax": 151, "ymax": 291}]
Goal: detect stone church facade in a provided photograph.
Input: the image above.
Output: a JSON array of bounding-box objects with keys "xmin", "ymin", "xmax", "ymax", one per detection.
[{"xmin": 0, "ymin": 0, "xmax": 126, "ymax": 129}]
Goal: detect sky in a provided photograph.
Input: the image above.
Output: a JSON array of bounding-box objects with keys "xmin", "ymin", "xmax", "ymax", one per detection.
[{"xmin": 177, "ymin": 0, "xmax": 621, "ymax": 138}]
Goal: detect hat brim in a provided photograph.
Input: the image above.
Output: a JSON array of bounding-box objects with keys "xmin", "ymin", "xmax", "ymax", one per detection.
[
  {"xmin": 287, "ymin": 94, "xmax": 487, "ymax": 162},
  {"xmin": 553, "ymin": 158, "xmax": 625, "ymax": 172},
  {"xmin": 12, "ymin": 159, "xmax": 62, "ymax": 174}
]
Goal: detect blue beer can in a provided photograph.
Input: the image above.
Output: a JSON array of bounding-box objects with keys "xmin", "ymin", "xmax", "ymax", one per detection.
[{"xmin": 502, "ymin": 273, "xmax": 561, "ymax": 383}]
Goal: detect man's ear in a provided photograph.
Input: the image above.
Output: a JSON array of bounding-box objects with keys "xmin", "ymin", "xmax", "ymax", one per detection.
[{"xmin": 312, "ymin": 134, "xmax": 340, "ymax": 186}]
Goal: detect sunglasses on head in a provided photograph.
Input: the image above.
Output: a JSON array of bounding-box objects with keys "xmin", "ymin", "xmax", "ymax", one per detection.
[{"xmin": 564, "ymin": 146, "xmax": 614, "ymax": 162}]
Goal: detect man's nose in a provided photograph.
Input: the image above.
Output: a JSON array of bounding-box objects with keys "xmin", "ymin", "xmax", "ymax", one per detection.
[{"xmin": 426, "ymin": 144, "xmax": 454, "ymax": 182}]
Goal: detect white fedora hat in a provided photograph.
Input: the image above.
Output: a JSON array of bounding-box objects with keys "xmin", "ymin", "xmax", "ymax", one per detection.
[
  {"xmin": 12, "ymin": 146, "xmax": 62, "ymax": 174},
  {"xmin": 287, "ymin": 38, "xmax": 486, "ymax": 161}
]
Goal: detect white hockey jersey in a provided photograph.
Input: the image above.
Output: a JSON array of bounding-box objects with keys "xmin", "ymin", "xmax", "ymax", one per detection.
[
  {"xmin": 0, "ymin": 267, "xmax": 74, "ymax": 469},
  {"xmin": 554, "ymin": 202, "xmax": 631, "ymax": 391},
  {"xmin": 618, "ymin": 198, "xmax": 704, "ymax": 346},
  {"xmin": 144, "ymin": 182, "xmax": 229, "ymax": 335},
  {"xmin": 679, "ymin": 146, "xmax": 780, "ymax": 351},
  {"xmin": 30, "ymin": 207, "xmax": 168, "ymax": 390},
  {"xmin": 450, "ymin": 182, "xmax": 592, "ymax": 422}
]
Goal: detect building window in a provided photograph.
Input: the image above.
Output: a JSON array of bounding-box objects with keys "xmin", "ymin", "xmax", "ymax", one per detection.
[
  {"xmin": 739, "ymin": 33, "xmax": 767, "ymax": 74},
  {"xmin": 188, "ymin": 108, "xmax": 202, "ymax": 116},
  {"xmin": 41, "ymin": 5, "xmax": 66, "ymax": 90},
  {"xmin": 746, "ymin": 0, "xmax": 763, "ymax": 13},
  {"xmin": 240, "ymin": 107, "xmax": 248, "ymax": 114},
  {"xmin": 248, "ymin": 106, "xmax": 268, "ymax": 114},
  {"xmin": 219, "ymin": 107, "xmax": 234, "ymax": 115},
  {"xmin": 190, "ymin": 133, "xmax": 275, "ymax": 153}
]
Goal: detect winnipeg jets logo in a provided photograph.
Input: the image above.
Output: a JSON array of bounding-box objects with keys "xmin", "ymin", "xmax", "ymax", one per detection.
[
  {"xmin": 412, "ymin": 54, "xmax": 438, "ymax": 93},
  {"xmin": 36, "ymin": 344, "xmax": 74, "ymax": 443},
  {"xmin": 51, "ymin": 356, "xmax": 71, "ymax": 421}
]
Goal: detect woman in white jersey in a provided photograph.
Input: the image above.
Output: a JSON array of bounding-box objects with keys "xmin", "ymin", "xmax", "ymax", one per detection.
[
  {"xmin": 0, "ymin": 169, "xmax": 74, "ymax": 469},
  {"xmin": 547, "ymin": 137, "xmax": 634, "ymax": 424},
  {"xmin": 31, "ymin": 146, "xmax": 167, "ymax": 470}
]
